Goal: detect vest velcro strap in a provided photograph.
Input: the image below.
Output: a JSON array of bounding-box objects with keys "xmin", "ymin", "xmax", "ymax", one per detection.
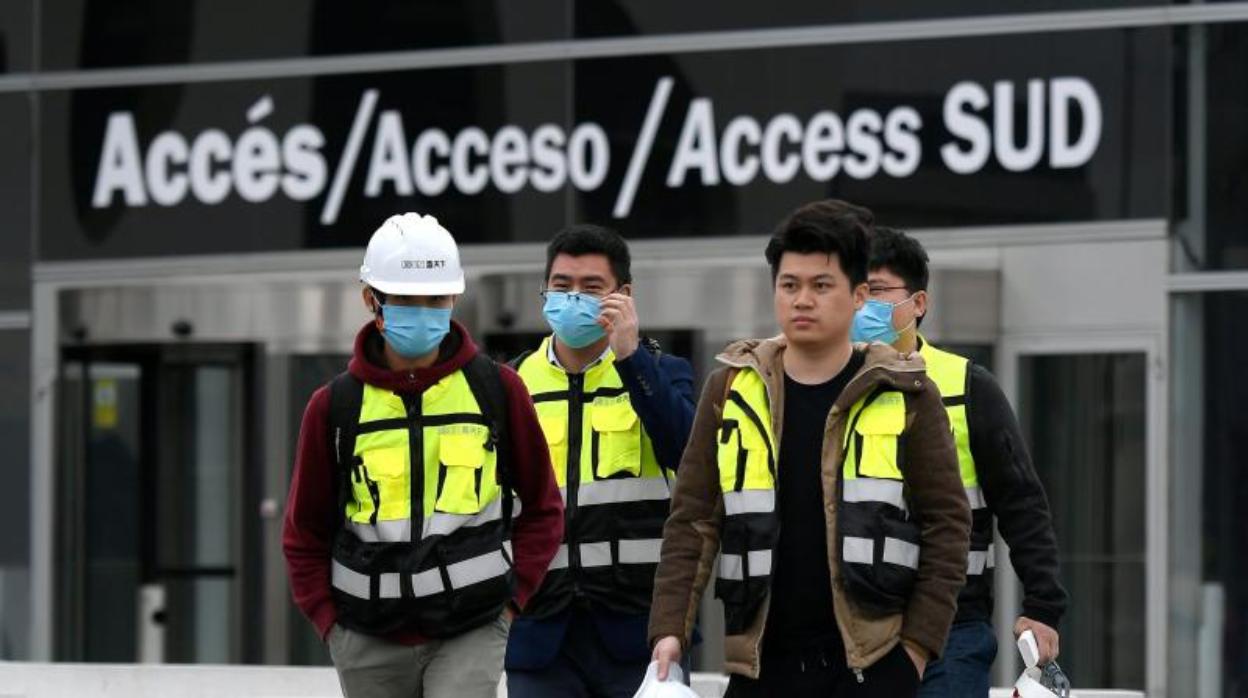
[
  {"xmin": 967, "ymin": 544, "xmax": 996, "ymax": 575},
  {"xmin": 718, "ymin": 550, "xmax": 773, "ymax": 581},
  {"xmin": 843, "ymin": 479, "xmax": 907, "ymax": 511},
  {"xmin": 723, "ymin": 489, "xmax": 776, "ymax": 516},
  {"xmin": 577, "ymin": 477, "xmax": 670, "ymax": 507}
]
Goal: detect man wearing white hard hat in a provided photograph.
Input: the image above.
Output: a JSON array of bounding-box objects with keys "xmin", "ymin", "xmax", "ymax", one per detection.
[{"xmin": 283, "ymin": 213, "xmax": 565, "ymax": 698}]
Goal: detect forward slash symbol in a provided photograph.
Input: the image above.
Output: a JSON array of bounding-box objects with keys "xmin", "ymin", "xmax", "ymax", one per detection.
[
  {"xmin": 320, "ymin": 89, "xmax": 380, "ymax": 226},
  {"xmin": 613, "ymin": 76, "xmax": 674, "ymax": 219}
]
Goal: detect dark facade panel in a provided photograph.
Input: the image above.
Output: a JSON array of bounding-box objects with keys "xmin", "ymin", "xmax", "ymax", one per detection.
[
  {"xmin": 0, "ymin": 330, "xmax": 29, "ymax": 566},
  {"xmin": 574, "ymin": 0, "xmax": 1171, "ymax": 39},
  {"xmin": 0, "ymin": 94, "xmax": 31, "ymax": 309},
  {"xmin": 1202, "ymin": 23, "xmax": 1248, "ymax": 270},
  {"xmin": 39, "ymin": 0, "xmax": 571, "ymax": 71},
  {"xmin": 0, "ymin": 0, "xmax": 32, "ymax": 74}
]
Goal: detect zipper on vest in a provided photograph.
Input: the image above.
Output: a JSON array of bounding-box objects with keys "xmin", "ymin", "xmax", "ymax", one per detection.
[
  {"xmin": 404, "ymin": 394, "xmax": 424, "ymax": 543},
  {"xmin": 566, "ymin": 372, "xmax": 585, "ymax": 588},
  {"xmin": 566, "ymin": 374, "xmax": 584, "ymax": 586}
]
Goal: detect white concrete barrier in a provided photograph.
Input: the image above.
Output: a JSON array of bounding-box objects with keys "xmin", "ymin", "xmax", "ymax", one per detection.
[{"xmin": 0, "ymin": 662, "xmax": 1144, "ymax": 698}]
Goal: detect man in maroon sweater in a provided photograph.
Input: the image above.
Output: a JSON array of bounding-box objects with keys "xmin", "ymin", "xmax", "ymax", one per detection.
[{"xmin": 283, "ymin": 213, "xmax": 564, "ymax": 698}]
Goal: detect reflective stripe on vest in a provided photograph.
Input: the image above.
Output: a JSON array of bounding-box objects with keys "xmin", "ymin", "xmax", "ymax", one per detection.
[
  {"xmin": 919, "ymin": 339, "xmax": 981, "ymax": 507},
  {"xmin": 346, "ymin": 496, "xmax": 524, "ymax": 542},
  {"xmin": 545, "ymin": 538, "xmax": 665, "ymax": 570},
  {"xmin": 837, "ymin": 388, "xmax": 922, "ymax": 613},
  {"xmin": 344, "ymin": 373, "xmax": 504, "ymax": 537},
  {"xmin": 332, "ymin": 548, "xmax": 511, "ymax": 600},
  {"xmin": 920, "ymin": 339, "xmax": 995, "ymax": 577},
  {"xmin": 333, "ymin": 368, "xmax": 509, "ymax": 593},
  {"xmin": 713, "ymin": 368, "xmax": 778, "ymax": 603},
  {"xmin": 517, "ymin": 337, "xmax": 670, "ymax": 615}
]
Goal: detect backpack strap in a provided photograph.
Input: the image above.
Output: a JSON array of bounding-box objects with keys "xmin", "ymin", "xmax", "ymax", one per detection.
[
  {"xmin": 506, "ymin": 349, "xmax": 535, "ymax": 371},
  {"xmin": 327, "ymin": 371, "xmax": 364, "ymax": 523},
  {"xmin": 461, "ymin": 353, "xmax": 514, "ymax": 532}
]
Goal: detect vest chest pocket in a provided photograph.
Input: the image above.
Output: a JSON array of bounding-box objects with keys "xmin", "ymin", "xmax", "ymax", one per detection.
[
  {"xmin": 435, "ymin": 433, "xmax": 489, "ymax": 515},
  {"xmin": 590, "ymin": 402, "xmax": 641, "ymax": 479},
  {"xmin": 353, "ymin": 445, "xmax": 409, "ymax": 523},
  {"xmin": 538, "ymin": 415, "xmax": 569, "ymax": 488},
  {"xmin": 853, "ymin": 400, "xmax": 906, "ymax": 481},
  {"xmin": 717, "ymin": 419, "xmax": 773, "ymax": 494}
]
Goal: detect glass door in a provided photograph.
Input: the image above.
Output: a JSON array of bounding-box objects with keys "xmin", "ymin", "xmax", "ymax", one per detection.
[
  {"xmin": 57, "ymin": 345, "xmax": 257, "ymax": 663},
  {"xmin": 1017, "ymin": 352, "xmax": 1148, "ymax": 689}
]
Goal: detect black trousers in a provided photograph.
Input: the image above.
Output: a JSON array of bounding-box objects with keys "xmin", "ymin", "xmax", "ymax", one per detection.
[{"xmin": 725, "ymin": 640, "xmax": 921, "ymax": 697}]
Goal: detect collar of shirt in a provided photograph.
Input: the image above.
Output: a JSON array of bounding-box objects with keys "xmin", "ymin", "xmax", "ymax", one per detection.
[{"xmin": 547, "ymin": 337, "xmax": 611, "ymax": 374}]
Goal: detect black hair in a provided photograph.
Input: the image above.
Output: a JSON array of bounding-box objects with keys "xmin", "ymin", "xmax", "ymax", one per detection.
[
  {"xmin": 868, "ymin": 226, "xmax": 930, "ymax": 293},
  {"xmin": 764, "ymin": 199, "xmax": 872, "ymax": 286},
  {"xmin": 544, "ymin": 224, "xmax": 632, "ymax": 286}
]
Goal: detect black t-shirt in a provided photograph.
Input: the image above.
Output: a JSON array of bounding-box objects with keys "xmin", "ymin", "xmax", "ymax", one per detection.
[{"xmin": 764, "ymin": 350, "xmax": 865, "ymax": 654}]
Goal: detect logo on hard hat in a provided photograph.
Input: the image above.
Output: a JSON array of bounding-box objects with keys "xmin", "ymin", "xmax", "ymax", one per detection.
[{"xmin": 401, "ymin": 259, "xmax": 447, "ymax": 270}]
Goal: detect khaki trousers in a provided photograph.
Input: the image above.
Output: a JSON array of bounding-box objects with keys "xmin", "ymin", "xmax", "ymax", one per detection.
[{"xmin": 328, "ymin": 613, "xmax": 511, "ymax": 698}]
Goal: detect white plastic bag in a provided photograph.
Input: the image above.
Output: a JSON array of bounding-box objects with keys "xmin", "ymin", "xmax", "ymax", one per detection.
[
  {"xmin": 1012, "ymin": 630, "xmax": 1072, "ymax": 698},
  {"xmin": 632, "ymin": 660, "xmax": 699, "ymax": 698}
]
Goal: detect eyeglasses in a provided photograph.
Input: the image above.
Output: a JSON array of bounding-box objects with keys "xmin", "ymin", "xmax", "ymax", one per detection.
[
  {"xmin": 867, "ymin": 284, "xmax": 911, "ymax": 297},
  {"xmin": 539, "ymin": 287, "xmax": 618, "ymax": 301}
]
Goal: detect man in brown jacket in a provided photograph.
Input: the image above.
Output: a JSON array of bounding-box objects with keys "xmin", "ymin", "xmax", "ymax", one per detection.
[{"xmin": 649, "ymin": 199, "xmax": 971, "ymax": 696}]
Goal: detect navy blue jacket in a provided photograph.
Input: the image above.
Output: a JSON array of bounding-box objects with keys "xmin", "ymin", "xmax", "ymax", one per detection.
[{"xmin": 506, "ymin": 343, "xmax": 696, "ymax": 668}]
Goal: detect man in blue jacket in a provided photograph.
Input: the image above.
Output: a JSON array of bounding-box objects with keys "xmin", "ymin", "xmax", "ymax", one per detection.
[{"xmin": 506, "ymin": 224, "xmax": 697, "ymax": 697}]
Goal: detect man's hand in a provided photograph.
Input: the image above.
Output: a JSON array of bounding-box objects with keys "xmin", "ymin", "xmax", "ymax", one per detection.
[
  {"xmin": 1015, "ymin": 616, "xmax": 1060, "ymax": 664},
  {"xmin": 652, "ymin": 635, "xmax": 682, "ymax": 680},
  {"xmin": 598, "ymin": 293, "xmax": 640, "ymax": 359},
  {"xmin": 903, "ymin": 642, "xmax": 927, "ymax": 679},
  {"xmin": 503, "ymin": 604, "xmax": 516, "ymax": 623}
]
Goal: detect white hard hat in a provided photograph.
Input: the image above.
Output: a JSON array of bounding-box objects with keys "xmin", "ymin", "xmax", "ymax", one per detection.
[{"xmin": 360, "ymin": 213, "xmax": 465, "ymax": 296}]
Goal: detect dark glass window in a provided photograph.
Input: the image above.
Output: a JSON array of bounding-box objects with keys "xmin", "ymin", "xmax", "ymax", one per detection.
[
  {"xmin": 0, "ymin": 94, "xmax": 31, "ymax": 309},
  {"xmin": 1198, "ymin": 293, "xmax": 1248, "ymax": 692},
  {"xmin": 0, "ymin": 330, "xmax": 30, "ymax": 660},
  {"xmin": 0, "ymin": 0, "xmax": 32, "ymax": 73},
  {"xmin": 1195, "ymin": 22, "xmax": 1248, "ymax": 270},
  {"xmin": 1019, "ymin": 353, "xmax": 1147, "ymax": 690}
]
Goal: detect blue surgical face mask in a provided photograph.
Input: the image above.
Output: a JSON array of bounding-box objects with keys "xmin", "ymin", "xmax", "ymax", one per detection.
[
  {"xmin": 851, "ymin": 296, "xmax": 915, "ymax": 345},
  {"xmin": 380, "ymin": 304, "xmax": 452, "ymax": 358},
  {"xmin": 542, "ymin": 291, "xmax": 606, "ymax": 349}
]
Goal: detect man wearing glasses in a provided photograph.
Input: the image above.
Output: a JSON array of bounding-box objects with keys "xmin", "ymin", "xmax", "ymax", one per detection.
[
  {"xmin": 505, "ymin": 224, "xmax": 696, "ymax": 698},
  {"xmin": 857, "ymin": 227, "xmax": 1067, "ymax": 698}
]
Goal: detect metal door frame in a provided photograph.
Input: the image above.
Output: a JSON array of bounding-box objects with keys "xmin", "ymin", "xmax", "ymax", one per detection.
[
  {"xmin": 995, "ymin": 329, "xmax": 1168, "ymax": 695},
  {"xmin": 54, "ymin": 342, "xmax": 262, "ymax": 663}
]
